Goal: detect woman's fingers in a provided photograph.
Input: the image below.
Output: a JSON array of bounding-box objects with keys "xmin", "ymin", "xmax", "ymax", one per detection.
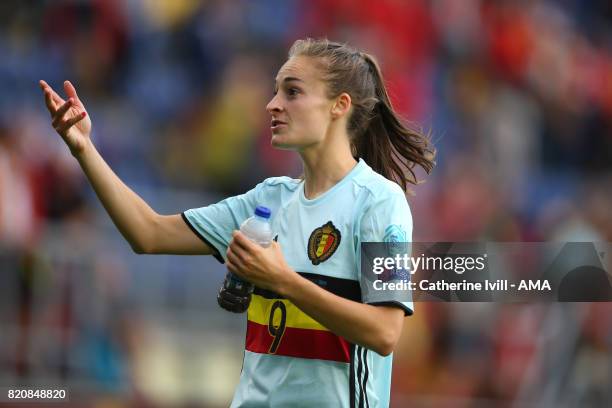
[
  {"xmin": 226, "ymin": 249, "xmax": 246, "ymax": 277},
  {"xmin": 226, "ymin": 245, "xmax": 246, "ymax": 269},
  {"xmin": 40, "ymin": 80, "xmax": 68, "ymax": 115},
  {"xmin": 55, "ymin": 111, "xmax": 87, "ymax": 135},
  {"xmin": 231, "ymin": 231, "xmax": 258, "ymax": 252},
  {"xmin": 51, "ymin": 99, "xmax": 73, "ymax": 127},
  {"xmin": 40, "ymin": 80, "xmax": 65, "ymax": 105},
  {"xmin": 41, "ymin": 83, "xmax": 57, "ymax": 114},
  {"xmin": 225, "ymin": 259, "xmax": 240, "ymax": 277},
  {"xmin": 43, "ymin": 89, "xmax": 57, "ymax": 114},
  {"xmin": 63, "ymin": 80, "xmax": 82, "ymax": 106}
]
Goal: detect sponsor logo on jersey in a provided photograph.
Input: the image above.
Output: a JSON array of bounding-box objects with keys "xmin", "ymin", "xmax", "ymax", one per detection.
[
  {"xmin": 383, "ymin": 224, "xmax": 410, "ymax": 281},
  {"xmin": 307, "ymin": 221, "xmax": 341, "ymax": 265},
  {"xmin": 383, "ymin": 224, "xmax": 406, "ymax": 243}
]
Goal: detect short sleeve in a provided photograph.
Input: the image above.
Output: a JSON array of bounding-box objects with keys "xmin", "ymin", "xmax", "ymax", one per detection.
[
  {"xmin": 358, "ymin": 188, "xmax": 414, "ymax": 316},
  {"xmin": 182, "ymin": 183, "xmax": 263, "ymax": 263}
]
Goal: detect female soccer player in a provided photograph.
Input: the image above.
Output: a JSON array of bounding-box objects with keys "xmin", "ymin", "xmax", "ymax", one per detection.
[{"xmin": 40, "ymin": 38, "xmax": 434, "ymax": 407}]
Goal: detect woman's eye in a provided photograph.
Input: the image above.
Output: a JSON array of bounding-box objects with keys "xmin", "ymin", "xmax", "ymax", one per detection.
[{"xmin": 287, "ymin": 88, "xmax": 299, "ymax": 96}]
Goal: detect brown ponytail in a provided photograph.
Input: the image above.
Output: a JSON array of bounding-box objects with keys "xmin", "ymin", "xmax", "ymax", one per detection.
[{"xmin": 289, "ymin": 39, "xmax": 435, "ymax": 191}]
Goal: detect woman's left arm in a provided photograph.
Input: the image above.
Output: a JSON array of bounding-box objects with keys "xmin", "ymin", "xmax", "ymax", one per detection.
[{"xmin": 226, "ymin": 231, "xmax": 405, "ymax": 356}]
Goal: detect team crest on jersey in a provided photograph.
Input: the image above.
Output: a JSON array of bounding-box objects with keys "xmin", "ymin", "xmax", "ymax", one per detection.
[{"xmin": 307, "ymin": 221, "xmax": 341, "ymax": 265}]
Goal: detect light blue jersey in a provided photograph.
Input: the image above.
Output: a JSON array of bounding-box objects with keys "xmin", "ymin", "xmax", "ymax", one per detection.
[{"xmin": 183, "ymin": 159, "xmax": 413, "ymax": 407}]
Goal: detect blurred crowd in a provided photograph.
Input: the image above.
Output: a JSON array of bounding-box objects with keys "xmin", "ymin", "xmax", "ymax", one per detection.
[{"xmin": 1, "ymin": 0, "xmax": 611, "ymax": 406}]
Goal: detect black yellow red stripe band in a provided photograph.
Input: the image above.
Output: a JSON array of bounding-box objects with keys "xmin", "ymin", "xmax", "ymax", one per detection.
[
  {"xmin": 248, "ymin": 294, "xmax": 327, "ymax": 330},
  {"xmin": 254, "ymin": 272, "xmax": 362, "ymax": 302},
  {"xmin": 246, "ymin": 320, "xmax": 351, "ymax": 363},
  {"xmin": 245, "ymin": 272, "xmax": 361, "ymax": 362}
]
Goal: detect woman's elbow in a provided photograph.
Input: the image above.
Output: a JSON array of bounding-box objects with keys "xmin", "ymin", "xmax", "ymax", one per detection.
[
  {"xmin": 375, "ymin": 334, "xmax": 399, "ymax": 357},
  {"xmin": 130, "ymin": 213, "xmax": 162, "ymax": 254},
  {"xmin": 367, "ymin": 327, "xmax": 401, "ymax": 356},
  {"xmin": 130, "ymin": 242, "xmax": 146, "ymax": 254},
  {"xmin": 373, "ymin": 310, "xmax": 404, "ymax": 356},
  {"xmin": 130, "ymin": 239, "xmax": 153, "ymax": 254}
]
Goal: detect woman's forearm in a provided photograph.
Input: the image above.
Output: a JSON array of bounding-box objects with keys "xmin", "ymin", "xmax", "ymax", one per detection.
[
  {"xmin": 282, "ymin": 273, "xmax": 404, "ymax": 356},
  {"xmin": 39, "ymin": 80, "xmax": 211, "ymax": 256},
  {"xmin": 225, "ymin": 234, "xmax": 405, "ymax": 355},
  {"xmin": 74, "ymin": 138, "xmax": 158, "ymax": 252}
]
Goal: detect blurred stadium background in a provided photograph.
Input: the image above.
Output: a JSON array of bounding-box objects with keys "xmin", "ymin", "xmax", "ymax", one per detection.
[{"xmin": 1, "ymin": 0, "xmax": 611, "ymax": 407}]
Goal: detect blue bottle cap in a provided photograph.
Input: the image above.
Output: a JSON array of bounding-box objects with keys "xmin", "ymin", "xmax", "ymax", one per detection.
[{"xmin": 255, "ymin": 206, "xmax": 271, "ymax": 219}]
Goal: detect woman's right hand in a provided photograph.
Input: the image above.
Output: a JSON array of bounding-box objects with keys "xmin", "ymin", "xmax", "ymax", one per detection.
[{"xmin": 40, "ymin": 80, "xmax": 92, "ymax": 157}]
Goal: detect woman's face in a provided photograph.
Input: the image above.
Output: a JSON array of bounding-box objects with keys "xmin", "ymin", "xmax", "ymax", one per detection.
[{"xmin": 266, "ymin": 56, "xmax": 335, "ymax": 150}]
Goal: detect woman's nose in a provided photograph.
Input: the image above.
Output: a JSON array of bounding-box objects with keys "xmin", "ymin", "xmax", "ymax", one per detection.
[{"xmin": 266, "ymin": 94, "xmax": 283, "ymax": 113}]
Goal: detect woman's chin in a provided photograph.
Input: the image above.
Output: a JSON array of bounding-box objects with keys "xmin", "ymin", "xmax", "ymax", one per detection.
[{"xmin": 271, "ymin": 135, "xmax": 297, "ymax": 150}]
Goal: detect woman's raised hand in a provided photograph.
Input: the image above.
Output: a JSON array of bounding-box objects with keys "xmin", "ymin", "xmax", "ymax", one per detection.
[{"xmin": 40, "ymin": 80, "xmax": 92, "ymax": 157}]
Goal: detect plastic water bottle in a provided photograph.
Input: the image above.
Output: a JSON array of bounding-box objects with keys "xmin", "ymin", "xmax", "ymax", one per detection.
[{"xmin": 217, "ymin": 205, "xmax": 273, "ymax": 313}]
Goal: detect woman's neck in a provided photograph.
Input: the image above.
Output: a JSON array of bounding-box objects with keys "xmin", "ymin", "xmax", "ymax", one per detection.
[{"xmin": 300, "ymin": 147, "xmax": 358, "ymax": 200}]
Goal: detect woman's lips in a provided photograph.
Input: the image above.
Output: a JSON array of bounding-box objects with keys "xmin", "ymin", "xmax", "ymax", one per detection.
[{"xmin": 271, "ymin": 120, "xmax": 287, "ymax": 130}]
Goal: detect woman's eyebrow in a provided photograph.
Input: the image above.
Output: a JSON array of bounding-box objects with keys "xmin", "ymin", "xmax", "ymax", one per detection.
[{"xmin": 274, "ymin": 77, "xmax": 304, "ymax": 86}]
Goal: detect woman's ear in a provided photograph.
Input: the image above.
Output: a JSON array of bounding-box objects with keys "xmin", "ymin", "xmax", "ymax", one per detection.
[{"xmin": 331, "ymin": 92, "xmax": 352, "ymax": 119}]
